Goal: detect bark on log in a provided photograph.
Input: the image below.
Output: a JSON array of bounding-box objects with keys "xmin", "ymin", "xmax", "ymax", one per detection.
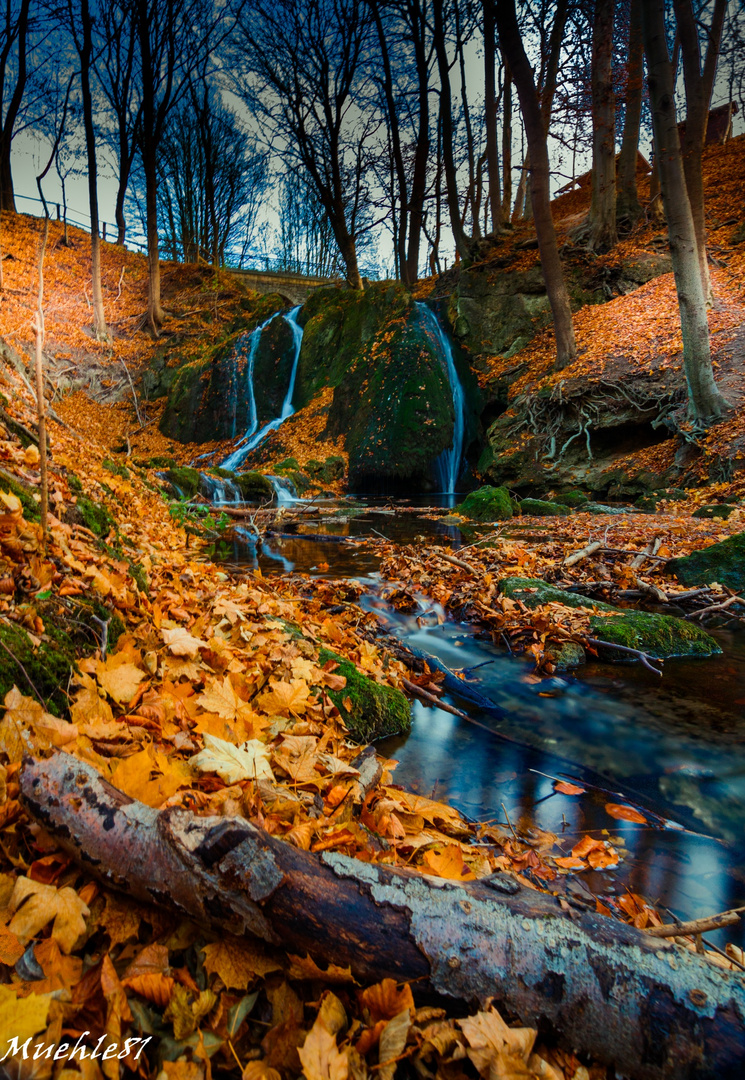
[{"xmin": 21, "ymin": 753, "xmax": 745, "ymax": 1080}]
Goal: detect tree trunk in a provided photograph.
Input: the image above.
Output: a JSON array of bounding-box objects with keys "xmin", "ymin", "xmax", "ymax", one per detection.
[
  {"xmin": 496, "ymin": 0, "xmax": 576, "ymax": 369},
  {"xmin": 673, "ymin": 0, "xmax": 726, "ymax": 305},
  {"xmin": 0, "ymin": 0, "xmax": 31, "ymax": 213},
  {"xmin": 501, "ymin": 64, "xmax": 513, "ymax": 218},
  {"xmin": 79, "ymin": 0, "xmax": 108, "ymax": 341},
  {"xmin": 588, "ymin": 0, "xmax": 617, "ymax": 251},
  {"xmin": 432, "ymin": 0, "xmax": 470, "ymax": 260},
  {"xmin": 21, "ymin": 752, "xmax": 745, "ymax": 1080},
  {"xmin": 617, "ymin": 0, "xmax": 643, "ymax": 224},
  {"xmin": 641, "ymin": 0, "xmax": 728, "ymax": 423},
  {"xmin": 143, "ymin": 140, "xmax": 165, "ymax": 331},
  {"xmin": 483, "ymin": 0, "xmax": 501, "ymax": 234}
]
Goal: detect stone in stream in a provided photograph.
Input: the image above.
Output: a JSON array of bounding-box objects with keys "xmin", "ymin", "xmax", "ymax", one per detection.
[
  {"xmin": 519, "ymin": 498, "xmax": 571, "ymax": 517},
  {"xmin": 318, "ymin": 647, "xmax": 412, "ymax": 743},
  {"xmin": 499, "ymin": 577, "xmax": 721, "ymax": 659},
  {"xmin": 691, "ymin": 504, "xmax": 735, "ymax": 520},
  {"xmin": 552, "ymin": 489, "xmax": 589, "ymax": 508},
  {"xmin": 667, "ymin": 532, "xmax": 745, "ymax": 592},
  {"xmin": 457, "ymin": 485, "xmax": 513, "ymax": 520}
]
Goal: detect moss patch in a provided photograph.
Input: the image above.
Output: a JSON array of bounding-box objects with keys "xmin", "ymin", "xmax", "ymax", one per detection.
[
  {"xmin": 102, "ymin": 458, "xmax": 130, "ymax": 480},
  {"xmin": 553, "ymin": 490, "xmax": 589, "ymax": 508},
  {"xmin": 498, "ymin": 577, "xmax": 720, "ymax": 659},
  {"xmin": 163, "ymin": 467, "xmax": 200, "ymax": 499},
  {"xmin": 692, "ymin": 504, "xmax": 733, "ymax": 520},
  {"xmin": 457, "ymin": 486, "xmax": 513, "ymax": 521},
  {"xmin": 77, "ymin": 497, "xmax": 115, "ymax": 539},
  {"xmin": 667, "ymin": 533, "xmax": 745, "ymax": 592},
  {"xmin": 236, "ymin": 472, "xmax": 273, "ymax": 501},
  {"xmin": 318, "ymin": 647, "xmax": 411, "ymax": 743},
  {"xmin": 0, "ymin": 472, "xmax": 40, "ymax": 521},
  {"xmin": 519, "ymin": 498, "xmax": 570, "ymax": 517},
  {"xmin": 0, "ymin": 620, "xmax": 76, "ymax": 715}
]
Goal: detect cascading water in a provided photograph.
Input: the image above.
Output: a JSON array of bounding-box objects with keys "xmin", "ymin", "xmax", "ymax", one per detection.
[
  {"xmin": 222, "ymin": 306, "xmax": 304, "ymax": 471},
  {"xmin": 267, "ymin": 475, "xmax": 299, "ymax": 506},
  {"xmin": 197, "ymin": 472, "xmax": 242, "ymax": 506},
  {"xmin": 229, "ymin": 312, "xmax": 278, "ymax": 442},
  {"xmin": 416, "ymin": 304, "xmax": 466, "ymax": 494}
]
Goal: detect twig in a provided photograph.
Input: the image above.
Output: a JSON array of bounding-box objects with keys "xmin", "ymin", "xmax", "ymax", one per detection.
[
  {"xmin": 585, "ymin": 637, "xmax": 663, "ymax": 676},
  {"xmin": 501, "ymin": 802, "xmax": 520, "ymax": 842},
  {"xmin": 438, "ymin": 552, "xmax": 477, "ymax": 575},
  {"xmin": 401, "ymin": 676, "xmax": 469, "ymax": 720},
  {"xmin": 120, "ymin": 358, "xmax": 144, "ymax": 427},
  {"xmin": 687, "ymin": 594, "xmax": 744, "ymax": 620},
  {"xmin": 90, "ymin": 615, "xmax": 111, "ymax": 661},
  {"xmin": 563, "ymin": 540, "xmax": 602, "ymax": 567},
  {"xmin": 631, "ymin": 538, "xmax": 661, "ymax": 571},
  {"xmin": 644, "ymin": 908, "xmax": 743, "ymax": 938}
]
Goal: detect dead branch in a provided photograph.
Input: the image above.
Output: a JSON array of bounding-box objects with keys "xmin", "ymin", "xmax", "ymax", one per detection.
[
  {"xmin": 645, "ymin": 909, "xmax": 743, "ymax": 939},
  {"xmin": 563, "ymin": 540, "xmax": 602, "ymax": 567},
  {"xmin": 585, "ymin": 637, "xmax": 663, "ymax": 676}
]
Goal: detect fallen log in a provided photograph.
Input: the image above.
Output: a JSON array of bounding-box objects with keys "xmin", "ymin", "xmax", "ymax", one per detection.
[{"xmin": 21, "ymin": 753, "xmax": 745, "ymax": 1080}]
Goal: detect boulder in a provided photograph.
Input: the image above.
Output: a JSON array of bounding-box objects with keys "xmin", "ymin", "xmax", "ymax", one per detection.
[
  {"xmin": 692, "ymin": 504, "xmax": 734, "ymax": 520},
  {"xmin": 318, "ymin": 648, "xmax": 412, "ymax": 743},
  {"xmin": 498, "ymin": 577, "xmax": 721, "ymax": 659},
  {"xmin": 667, "ymin": 533, "xmax": 745, "ymax": 592},
  {"xmin": 457, "ymin": 485, "xmax": 513, "ymax": 520},
  {"xmin": 519, "ymin": 498, "xmax": 570, "ymax": 517},
  {"xmin": 552, "ymin": 490, "xmax": 589, "ymax": 507}
]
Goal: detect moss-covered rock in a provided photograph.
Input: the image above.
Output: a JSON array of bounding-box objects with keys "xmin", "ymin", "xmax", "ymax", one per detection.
[
  {"xmin": 667, "ymin": 533, "xmax": 745, "ymax": 592},
  {"xmin": 457, "ymin": 485, "xmax": 513, "ymax": 520},
  {"xmin": 236, "ymin": 472, "xmax": 273, "ymax": 501},
  {"xmin": 519, "ymin": 498, "xmax": 571, "ymax": 517},
  {"xmin": 582, "ymin": 503, "xmax": 635, "ymax": 515},
  {"xmin": 163, "ymin": 467, "xmax": 200, "ymax": 499},
  {"xmin": 498, "ymin": 577, "xmax": 720, "ymax": 659},
  {"xmin": 102, "ymin": 458, "xmax": 130, "ymax": 480},
  {"xmin": 275, "ymin": 458, "xmax": 300, "ymax": 473},
  {"xmin": 692, "ymin": 504, "xmax": 733, "ymax": 520},
  {"xmin": 318, "ymin": 647, "xmax": 412, "ymax": 743},
  {"xmin": 546, "ymin": 641, "xmax": 586, "ymax": 671},
  {"xmin": 0, "ymin": 620, "xmax": 77, "ymax": 716},
  {"xmin": 553, "ymin": 490, "xmax": 589, "ymax": 508}
]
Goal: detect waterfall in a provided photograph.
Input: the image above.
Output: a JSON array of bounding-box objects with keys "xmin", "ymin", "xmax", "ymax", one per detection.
[
  {"xmin": 230, "ymin": 312, "xmax": 277, "ymax": 441},
  {"xmin": 222, "ymin": 306, "xmax": 304, "ymax": 471},
  {"xmin": 416, "ymin": 304, "xmax": 466, "ymax": 494},
  {"xmin": 198, "ymin": 472, "xmax": 242, "ymax": 506},
  {"xmin": 267, "ymin": 475, "xmax": 299, "ymax": 506}
]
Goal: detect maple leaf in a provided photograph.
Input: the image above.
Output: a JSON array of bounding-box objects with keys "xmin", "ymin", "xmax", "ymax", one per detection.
[
  {"xmin": 423, "ymin": 845, "xmax": 476, "ymax": 881},
  {"xmin": 0, "ymin": 925, "xmax": 24, "ymax": 965},
  {"xmin": 199, "ymin": 674, "xmax": 251, "ymax": 721},
  {"xmin": 97, "ymin": 655, "xmax": 147, "ymax": 704},
  {"xmin": 112, "ymin": 747, "xmax": 188, "ymax": 807},
  {"xmin": 162, "ymin": 625, "xmax": 207, "ymax": 657},
  {"xmin": 298, "ymin": 1017, "xmax": 348, "ymax": 1080},
  {"xmin": 258, "ymin": 678, "xmax": 311, "ymax": 716},
  {"xmin": 458, "ymin": 1007, "xmax": 536, "ymax": 1077},
  {"xmin": 8, "ymin": 876, "xmax": 89, "ymax": 953},
  {"xmin": 0, "ymin": 984, "xmax": 51, "ymax": 1060},
  {"xmin": 202, "ymin": 936, "xmax": 282, "ymax": 989},
  {"xmin": 287, "ymin": 955, "xmax": 356, "ymax": 985},
  {"xmin": 358, "ymin": 979, "xmax": 414, "ymax": 1025},
  {"xmin": 190, "ymin": 732, "xmax": 274, "ymax": 782}
]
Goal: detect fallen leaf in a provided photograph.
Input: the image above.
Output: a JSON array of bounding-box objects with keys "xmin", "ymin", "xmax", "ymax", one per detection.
[
  {"xmin": 553, "ymin": 781, "xmax": 585, "ymax": 796},
  {"xmin": 8, "ymin": 877, "xmax": 89, "ymax": 953},
  {"xmin": 298, "ymin": 1017, "xmax": 348, "ymax": 1080},
  {"xmin": 190, "ymin": 732, "xmax": 274, "ymax": 783},
  {"xmin": 202, "ymin": 937, "xmax": 282, "ymax": 989},
  {"xmin": 604, "ymin": 803, "xmax": 647, "ymax": 824},
  {"xmin": 162, "ymin": 625, "xmax": 207, "ymax": 657}
]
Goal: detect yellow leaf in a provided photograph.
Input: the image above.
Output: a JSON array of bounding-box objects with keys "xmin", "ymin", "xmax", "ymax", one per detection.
[
  {"xmin": 112, "ymin": 747, "xmax": 186, "ymax": 807},
  {"xmin": 377, "ymin": 1010, "xmax": 411, "ymax": 1080},
  {"xmin": 0, "ymin": 984, "xmax": 51, "ymax": 1059},
  {"xmin": 422, "ymin": 845, "xmax": 475, "ymax": 881},
  {"xmin": 0, "ymin": 491, "xmax": 23, "ymax": 515},
  {"xmin": 162, "ymin": 625, "xmax": 207, "ymax": 657},
  {"xmin": 258, "ymin": 678, "xmax": 311, "ymax": 716},
  {"xmin": 97, "ymin": 657, "xmax": 146, "ymax": 704},
  {"xmin": 8, "ymin": 877, "xmax": 89, "ymax": 953},
  {"xmin": 201, "ymin": 937, "xmax": 282, "ymax": 989},
  {"xmin": 190, "ymin": 732, "xmax": 274, "ymax": 783},
  {"xmin": 458, "ymin": 1007, "xmax": 536, "ymax": 1077},
  {"xmin": 199, "ymin": 675, "xmax": 250, "ymax": 721},
  {"xmin": 298, "ymin": 1017, "xmax": 348, "ymax": 1080},
  {"xmin": 287, "ymin": 955, "xmax": 356, "ymax": 984}
]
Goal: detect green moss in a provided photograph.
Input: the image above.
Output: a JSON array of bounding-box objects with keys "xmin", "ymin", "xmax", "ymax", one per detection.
[
  {"xmin": 77, "ymin": 497, "xmax": 115, "ymax": 539},
  {"xmin": 667, "ymin": 533, "xmax": 745, "ymax": 592},
  {"xmin": 0, "ymin": 620, "xmax": 76, "ymax": 716},
  {"xmin": 143, "ymin": 456, "xmax": 178, "ymax": 469},
  {"xmin": 457, "ymin": 485, "xmax": 513, "ymax": 521},
  {"xmin": 519, "ymin": 498, "xmax": 571, "ymax": 517},
  {"xmin": 1, "ymin": 475, "xmax": 40, "ymax": 521},
  {"xmin": 321, "ymin": 456, "xmax": 345, "ymax": 482},
  {"xmin": 208, "ymin": 467, "xmax": 238, "ymax": 480},
  {"xmin": 498, "ymin": 577, "xmax": 720, "ymax": 659},
  {"xmin": 553, "ymin": 490, "xmax": 589, "ymax": 508},
  {"xmin": 102, "ymin": 458, "xmax": 130, "ymax": 480},
  {"xmin": 318, "ymin": 647, "xmax": 412, "ymax": 743},
  {"xmin": 692, "ymin": 504, "xmax": 733, "ymax": 520},
  {"xmin": 127, "ymin": 561, "xmax": 149, "ymax": 595},
  {"xmin": 67, "ymin": 473, "xmax": 83, "ymax": 495},
  {"xmin": 275, "ymin": 458, "xmax": 300, "ymax": 473},
  {"xmin": 236, "ymin": 472, "xmax": 273, "ymax": 501},
  {"xmin": 163, "ymin": 467, "xmax": 200, "ymax": 499}
]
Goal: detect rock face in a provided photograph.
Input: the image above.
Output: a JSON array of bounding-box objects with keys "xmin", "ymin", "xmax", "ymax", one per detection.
[
  {"xmin": 667, "ymin": 533, "xmax": 745, "ymax": 591},
  {"xmin": 159, "ymin": 293, "xmax": 290, "ymax": 443},
  {"xmin": 499, "ymin": 577, "xmax": 722, "ymax": 659},
  {"xmin": 448, "ymin": 267, "xmax": 553, "ymax": 361}
]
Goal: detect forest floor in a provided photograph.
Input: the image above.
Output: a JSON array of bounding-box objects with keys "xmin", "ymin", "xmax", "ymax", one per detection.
[{"xmin": 0, "ymin": 141, "xmax": 743, "ymax": 1077}]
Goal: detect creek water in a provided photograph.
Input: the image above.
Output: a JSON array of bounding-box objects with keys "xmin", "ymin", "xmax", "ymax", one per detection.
[
  {"xmin": 212, "ymin": 497, "xmax": 745, "ymax": 947},
  {"xmin": 416, "ymin": 305, "xmax": 466, "ymax": 494}
]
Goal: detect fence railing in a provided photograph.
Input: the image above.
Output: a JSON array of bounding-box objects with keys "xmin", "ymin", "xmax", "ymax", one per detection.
[{"xmin": 14, "ymin": 192, "xmax": 149, "ymax": 252}]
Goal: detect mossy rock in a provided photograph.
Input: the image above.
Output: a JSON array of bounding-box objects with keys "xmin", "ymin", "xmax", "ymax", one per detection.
[
  {"xmin": 582, "ymin": 503, "xmax": 635, "ymax": 515},
  {"xmin": 305, "ymin": 459, "xmax": 324, "ymax": 477},
  {"xmin": 236, "ymin": 472, "xmax": 273, "ymax": 501},
  {"xmin": 519, "ymin": 498, "xmax": 570, "ymax": 517},
  {"xmin": 667, "ymin": 533, "xmax": 745, "ymax": 592},
  {"xmin": 208, "ymin": 467, "xmax": 238, "ymax": 480},
  {"xmin": 77, "ymin": 497, "xmax": 115, "ymax": 538},
  {"xmin": 163, "ymin": 467, "xmax": 200, "ymax": 499},
  {"xmin": 0, "ymin": 473, "xmax": 40, "ymax": 521},
  {"xmin": 546, "ymin": 641, "xmax": 586, "ymax": 671},
  {"xmin": 498, "ymin": 577, "xmax": 720, "ymax": 659},
  {"xmin": 0, "ymin": 621, "xmax": 77, "ymax": 716},
  {"xmin": 635, "ymin": 495, "xmax": 659, "ymax": 513},
  {"xmin": 67, "ymin": 473, "xmax": 83, "ymax": 495},
  {"xmin": 457, "ymin": 486, "xmax": 513, "ymax": 521},
  {"xmin": 142, "ymin": 456, "xmax": 178, "ymax": 469},
  {"xmin": 553, "ymin": 490, "xmax": 589, "ymax": 508},
  {"xmin": 102, "ymin": 458, "xmax": 130, "ymax": 480},
  {"xmin": 275, "ymin": 458, "xmax": 300, "ymax": 473},
  {"xmin": 692, "ymin": 504, "xmax": 733, "ymax": 520},
  {"xmin": 318, "ymin": 647, "xmax": 412, "ymax": 743},
  {"xmin": 321, "ymin": 456, "xmax": 345, "ymax": 482}
]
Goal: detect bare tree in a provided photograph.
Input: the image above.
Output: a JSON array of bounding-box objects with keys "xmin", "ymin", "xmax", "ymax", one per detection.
[
  {"xmin": 641, "ymin": 0, "xmax": 728, "ymax": 423},
  {"xmin": 616, "ymin": 0, "xmax": 644, "ymax": 225},
  {"xmin": 588, "ymin": 0, "xmax": 616, "ymax": 251},
  {"xmin": 0, "ymin": 0, "xmax": 31, "ymax": 210},
  {"xmin": 496, "ymin": 0, "xmax": 576, "ymax": 369}
]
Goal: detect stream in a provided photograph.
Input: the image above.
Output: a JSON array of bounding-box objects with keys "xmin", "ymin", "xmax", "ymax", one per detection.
[{"xmin": 210, "ymin": 495, "xmax": 745, "ymax": 949}]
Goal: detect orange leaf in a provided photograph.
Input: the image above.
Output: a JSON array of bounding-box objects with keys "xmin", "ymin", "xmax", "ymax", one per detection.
[
  {"xmin": 571, "ymin": 835, "xmax": 605, "ymax": 859},
  {"xmin": 604, "ymin": 803, "xmax": 647, "ymax": 824},
  {"xmin": 553, "ymin": 781, "xmax": 585, "ymax": 796},
  {"xmin": 554, "ymin": 856, "xmax": 585, "ymax": 870}
]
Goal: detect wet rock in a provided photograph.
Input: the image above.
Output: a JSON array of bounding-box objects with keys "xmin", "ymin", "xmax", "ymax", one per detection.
[
  {"xmin": 692, "ymin": 504, "xmax": 734, "ymax": 520},
  {"xmin": 318, "ymin": 648, "xmax": 412, "ymax": 743},
  {"xmin": 667, "ymin": 533, "xmax": 745, "ymax": 592},
  {"xmin": 552, "ymin": 490, "xmax": 589, "ymax": 508},
  {"xmin": 236, "ymin": 472, "xmax": 273, "ymax": 501},
  {"xmin": 582, "ymin": 503, "xmax": 637, "ymax": 515},
  {"xmin": 457, "ymin": 485, "xmax": 513, "ymax": 520},
  {"xmin": 546, "ymin": 641, "xmax": 586, "ymax": 671},
  {"xmin": 498, "ymin": 577, "xmax": 721, "ymax": 659}
]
